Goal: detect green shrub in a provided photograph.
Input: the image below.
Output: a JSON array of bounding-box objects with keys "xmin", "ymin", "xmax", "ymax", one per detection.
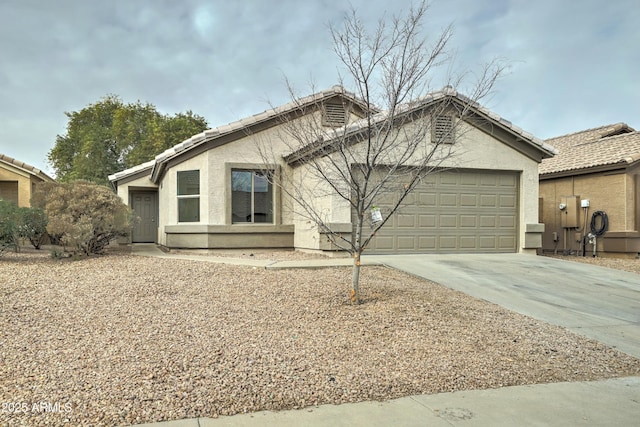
[
  {"xmin": 0, "ymin": 199, "xmax": 21, "ymax": 255},
  {"xmin": 20, "ymin": 206, "xmax": 48, "ymax": 249},
  {"xmin": 32, "ymin": 181, "xmax": 132, "ymax": 255}
]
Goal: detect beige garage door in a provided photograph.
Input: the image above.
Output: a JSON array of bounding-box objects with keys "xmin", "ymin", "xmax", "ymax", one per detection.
[{"xmin": 366, "ymin": 170, "xmax": 518, "ymax": 253}]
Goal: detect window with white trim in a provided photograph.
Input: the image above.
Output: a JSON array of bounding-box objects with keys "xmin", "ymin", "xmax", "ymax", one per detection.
[
  {"xmin": 177, "ymin": 170, "xmax": 199, "ymax": 222},
  {"xmin": 231, "ymin": 170, "xmax": 273, "ymax": 223}
]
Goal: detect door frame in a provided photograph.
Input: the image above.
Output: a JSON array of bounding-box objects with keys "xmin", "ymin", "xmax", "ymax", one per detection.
[{"xmin": 129, "ymin": 190, "xmax": 159, "ymax": 243}]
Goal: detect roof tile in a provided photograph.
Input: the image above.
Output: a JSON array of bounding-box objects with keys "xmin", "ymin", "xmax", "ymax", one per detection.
[{"xmin": 540, "ymin": 123, "xmax": 640, "ymax": 175}]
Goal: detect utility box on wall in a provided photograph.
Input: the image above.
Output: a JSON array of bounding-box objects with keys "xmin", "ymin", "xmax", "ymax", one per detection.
[{"xmin": 560, "ymin": 195, "xmax": 580, "ymax": 228}]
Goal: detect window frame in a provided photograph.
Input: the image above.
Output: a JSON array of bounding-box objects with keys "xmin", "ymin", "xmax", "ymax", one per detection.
[
  {"xmin": 177, "ymin": 170, "xmax": 200, "ymax": 223},
  {"xmin": 226, "ymin": 163, "xmax": 280, "ymax": 225}
]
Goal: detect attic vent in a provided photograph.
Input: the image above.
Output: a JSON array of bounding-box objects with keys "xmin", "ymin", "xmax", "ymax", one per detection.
[
  {"xmin": 432, "ymin": 115, "xmax": 454, "ymax": 144},
  {"xmin": 323, "ymin": 102, "xmax": 347, "ymax": 127}
]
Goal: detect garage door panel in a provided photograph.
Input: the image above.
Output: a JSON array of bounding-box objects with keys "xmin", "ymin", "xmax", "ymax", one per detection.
[
  {"xmin": 460, "ymin": 174, "xmax": 479, "ymax": 186},
  {"xmin": 480, "ymin": 194, "xmax": 497, "ymax": 207},
  {"xmin": 365, "ymin": 170, "xmax": 518, "ymax": 253},
  {"xmin": 499, "ymin": 216, "xmax": 516, "ymax": 228},
  {"xmin": 480, "ymin": 216, "xmax": 497, "ymax": 228},
  {"xmin": 500, "ymin": 194, "xmax": 517, "ymax": 208},
  {"xmin": 498, "ymin": 236, "xmax": 516, "ymax": 249},
  {"xmin": 397, "ymin": 236, "xmax": 416, "ymax": 249},
  {"xmin": 460, "ymin": 193, "xmax": 478, "ymax": 207},
  {"xmin": 459, "ymin": 236, "xmax": 478, "ymax": 249},
  {"xmin": 460, "ymin": 215, "xmax": 477, "ymax": 228},
  {"xmin": 397, "ymin": 214, "xmax": 416, "ymax": 227},
  {"xmin": 419, "ymin": 192, "xmax": 437, "ymax": 206},
  {"xmin": 374, "ymin": 236, "xmax": 394, "ymax": 250},
  {"xmin": 499, "ymin": 174, "xmax": 517, "ymax": 187},
  {"xmin": 439, "ymin": 193, "xmax": 457, "ymax": 206},
  {"xmin": 479, "ymin": 236, "xmax": 498, "ymax": 249},
  {"xmin": 418, "ymin": 236, "xmax": 436, "ymax": 250},
  {"xmin": 439, "ymin": 215, "xmax": 457, "ymax": 228},
  {"xmin": 440, "ymin": 174, "xmax": 459, "ymax": 185},
  {"xmin": 438, "ymin": 236, "xmax": 457, "ymax": 249},
  {"xmin": 419, "ymin": 214, "xmax": 436, "ymax": 228}
]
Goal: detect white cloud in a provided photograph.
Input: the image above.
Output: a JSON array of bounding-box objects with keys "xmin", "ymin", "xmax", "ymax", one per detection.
[{"xmin": 0, "ymin": 0, "xmax": 638, "ymax": 172}]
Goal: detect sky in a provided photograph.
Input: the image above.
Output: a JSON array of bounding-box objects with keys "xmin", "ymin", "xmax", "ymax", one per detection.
[{"xmin": 1, "ymin": 0, "xmax": 638, "ymax": 176}]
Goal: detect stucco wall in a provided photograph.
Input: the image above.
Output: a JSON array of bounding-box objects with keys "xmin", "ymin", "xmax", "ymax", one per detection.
[
  {"xmin": 157, "ymin": 154, "xmax": 208, "ymax": 246},
  {"xmin": 0, "ymin": 164, "xmax": 48, "ymax": 207},
  {"xmin": 291, "ymin": 118, "xmax": 542, "ymax": 253},
  {"xmin": 539, "ymin": 169, "xmax": 637, "ymax": 255}
]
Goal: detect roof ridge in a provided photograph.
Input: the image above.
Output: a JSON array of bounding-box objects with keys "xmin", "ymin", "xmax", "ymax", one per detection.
[
  {"xmin": 0, "ymin": 153, "xmax": 54, "ymax": 181},
  {"xmin": 545, "ymin": 122, "xmax": 632, "ymax": 142}
]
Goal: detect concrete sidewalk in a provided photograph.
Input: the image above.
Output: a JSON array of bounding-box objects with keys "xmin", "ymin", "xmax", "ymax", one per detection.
[
  {"xmin": 135, "ymin": 377, "xmax": 640, "ymax": 427},
  {"xmin": 130, "ymin": 244, "xmax": 380, "ymax": 269},
  {"xmin": 130, "ymin": 246, "xmax": 640, "ymax": 426}
]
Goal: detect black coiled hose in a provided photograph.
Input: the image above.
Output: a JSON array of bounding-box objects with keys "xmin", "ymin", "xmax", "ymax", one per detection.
[{"xmin": 590, "ymin": 211, "xmax": 608, "ymax": 236}]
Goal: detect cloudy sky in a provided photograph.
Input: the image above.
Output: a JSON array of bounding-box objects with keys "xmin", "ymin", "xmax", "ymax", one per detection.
[{"xmin": 1, "ymin": 0, "xmax": 638, "ymax": 175}]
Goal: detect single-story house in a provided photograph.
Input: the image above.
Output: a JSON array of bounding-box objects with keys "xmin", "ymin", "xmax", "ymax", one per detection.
[
  {"xmin": 539, "ymin": 123, "xmax": 640, "ymax": 257},
  {"xmin": 109, "ymin": 86, "xmax": 555, "ymax": 254},
  {"xmin": 0, "ymin": 153, "xmax": 55, "ymax": 207}
]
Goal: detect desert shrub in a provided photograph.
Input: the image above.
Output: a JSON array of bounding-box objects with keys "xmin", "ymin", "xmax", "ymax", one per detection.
[
  {"xmin": 32, "ymin": 181, "xmax": 132, "ymax": 255},
  {"xmin": 20, "ymin": 206, "xmax": 48, "ymax": 249},
  {"xmin": 0, "ymin": 199, "xmax": 21, "ymax": 255}
]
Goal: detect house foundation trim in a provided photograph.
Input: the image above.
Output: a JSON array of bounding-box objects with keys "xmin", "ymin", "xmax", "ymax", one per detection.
[{"xmin": 164, "ymin": 224, "xmax": 294, "ymax": 249}]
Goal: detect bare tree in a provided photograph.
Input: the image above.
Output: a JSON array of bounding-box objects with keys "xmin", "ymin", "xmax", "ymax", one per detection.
[{"xmin": 258, "ymin": 1, "xmax": 504, "ymax": 304}]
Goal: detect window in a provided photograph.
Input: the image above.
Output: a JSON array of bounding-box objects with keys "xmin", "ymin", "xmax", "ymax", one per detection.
[
  {"xmin": 0, "ymin": 181, "xmax": 19, "ymax": 205},
  {"xmin": 231, "ymin": 170, "xmax": 273, "ymax": 223},
  {"xmin": 177, "ymin": 170, "xmax": 199, "ymax": 222},
  {"xmin": 432, "ymin": 114, "xmax": 455, "ymax": 144}
]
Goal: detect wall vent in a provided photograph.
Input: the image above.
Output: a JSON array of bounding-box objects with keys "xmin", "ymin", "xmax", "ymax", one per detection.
[
  {"xmin": 432, "ymin": 115, "xmax": 455, "ymax": 144},
  {"xmin": 323, "ymin": 102, "xmax": 347, "ymax": 127}
]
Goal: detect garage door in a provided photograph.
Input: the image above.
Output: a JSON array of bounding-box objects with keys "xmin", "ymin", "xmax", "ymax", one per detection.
[{"xmin": 366, "ymin": 170, "xmax": 518, "ymax": 253}]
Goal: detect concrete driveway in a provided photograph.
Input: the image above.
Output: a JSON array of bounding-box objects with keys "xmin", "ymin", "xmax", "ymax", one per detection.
[{"xmin": 365, "ymin": 253, "xmax": 640, "ymax": 358}]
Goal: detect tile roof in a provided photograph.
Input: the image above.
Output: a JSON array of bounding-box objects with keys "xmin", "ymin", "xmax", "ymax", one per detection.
[
  {"xmin": 539, "ymin": 123, "xmax": 640, "ymax": 175},
  {"xmin": 109, "ymin": 86, "xmax": 367, "ymax": 183},
  {"xmin": 0, "ymin": 153, "xmax": 55, "ymax": 182},
  {"xmin": 109, "ymin": 86, "xmax": 556, "ymax": 183},
  {"xmin": 285, "ymin": 87, "xmax": 556, "ymax": 164},
  {"xmin": 107, "ymin": 159, "xmax": 155, "ymax": 182}
]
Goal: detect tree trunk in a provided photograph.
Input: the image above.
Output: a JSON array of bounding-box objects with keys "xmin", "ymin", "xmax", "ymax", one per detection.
[{"xmin": 351, "ymin": 251, "xmax": 361, "ymax": 304}]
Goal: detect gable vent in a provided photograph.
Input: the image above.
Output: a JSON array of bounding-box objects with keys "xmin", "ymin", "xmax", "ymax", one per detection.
[
  {"xmin": 432, "ymin": 115, "xmax": 454, "ymax": 144},
  {"xmin": 323, "ymin": 102, "xmax": 347, "ymax": 127}
]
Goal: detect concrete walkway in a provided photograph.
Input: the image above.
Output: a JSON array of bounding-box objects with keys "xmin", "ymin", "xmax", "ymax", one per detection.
[
  {"xmin": 130, "ymin": 244, "xmax": 380, "ymax": 269},
  {"xmin": 130, "ymin": 246, "xmax": 640, "ymax": 426}
]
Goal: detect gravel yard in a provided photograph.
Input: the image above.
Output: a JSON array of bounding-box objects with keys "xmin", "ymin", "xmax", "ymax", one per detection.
[
  {"xmin": 1, "ymin": 249, "xmax": 639, "ymax": 426},
  {"xmin": 546, "ymin": 254, "xmax": 640, "ymax": 275}
]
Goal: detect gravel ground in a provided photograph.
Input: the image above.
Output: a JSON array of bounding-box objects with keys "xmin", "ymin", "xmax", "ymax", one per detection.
[
  {"xmin": 546, "ymin": 254, "xmax": 640, "ymax": 275},
  {"xmin": 1, "ymin": 249, "xmax": 639, "ymax": 426}
]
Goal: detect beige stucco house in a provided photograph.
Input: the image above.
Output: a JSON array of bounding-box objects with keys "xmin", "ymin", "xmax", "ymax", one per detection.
[
  {"xmin": 539, "ymin": 123, "xmax": 640, "ymax": 257},
  {"xmin": 0, "ymin": 153, "xmax": 55, "ymax": 207},
  {"xmin": 109, "ymin": 86, "xmax": 554, "ymax": 254}
]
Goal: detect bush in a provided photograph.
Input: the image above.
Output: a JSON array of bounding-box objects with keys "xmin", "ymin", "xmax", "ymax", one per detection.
[
  {"xmin": 32, "ymin": 181, "xmax": 132, "ymax": 255},
  {"xmin": 0, "ymin": 199, "xmax": 21, "ymax": 255},
  {"xmin": 20, "ymin": 207, "xmax": 48, "ymax": 249}
]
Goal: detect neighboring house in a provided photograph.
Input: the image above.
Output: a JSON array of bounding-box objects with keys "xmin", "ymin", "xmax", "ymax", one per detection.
[
  {"xmin": 539, "ymin": 123, "xmax": 640, "ymax": 257},
  {"xmin": 0, "ymin": 153, "xmax": 55, "ymax": 207},
  {"xmin": 109, "ymin": 86, "xmax": 554, "ymax": 254}
]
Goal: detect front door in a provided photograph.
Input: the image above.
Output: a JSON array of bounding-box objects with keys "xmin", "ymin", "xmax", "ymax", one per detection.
[{"xmin": 131, "ymin": 192, "xmax": 158, "ymax": 243}]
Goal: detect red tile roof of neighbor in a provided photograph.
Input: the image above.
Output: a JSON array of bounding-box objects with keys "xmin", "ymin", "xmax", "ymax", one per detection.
[{"xmin": 540, "ymin": 123, "xmax": 640, "ymax": 176}]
